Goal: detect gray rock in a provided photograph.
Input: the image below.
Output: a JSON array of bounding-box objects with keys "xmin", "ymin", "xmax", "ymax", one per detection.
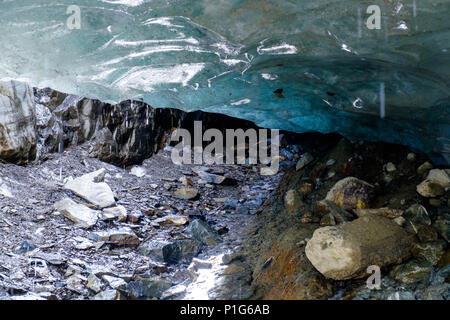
[
  {"xmin": 296, "ymin": 153, "xmax": 314, "ymax": 170},
  {"xmin": 87, "ymin": 274, "xmax": 103, "ymax": 293},
  {"xmin": 91, "ymin": 227, "xmax": 140, "ymax": 246},
  {"xmin": 0, "ymin": 80, "xmax": 36, "ymax": 163},
  {"xmin": 121, "ymin": 277, "xmax": 172, "ymax": 299},
  {"xmin": 54, "ymin": 198, "xmax": 98, "ymax": 228},
  {"xmin": 161, "ymin": 284, "xmax": 186, "ymax": 299},
  {"xmin": 91, "ymin": 290, "xmax": 120, "ymax": 300},
  {"xmin": 102, "ymin": 275, "xmax": 127, "ymax": 290},
  {"xmin": 188, "ymin": 219, "xmax": 222, "ymax": 246}
]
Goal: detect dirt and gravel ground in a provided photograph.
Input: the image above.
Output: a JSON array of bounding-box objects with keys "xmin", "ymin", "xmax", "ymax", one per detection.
[{"xmin": 0, "ymin": 140, "xmax": 283, "ymax": 300}]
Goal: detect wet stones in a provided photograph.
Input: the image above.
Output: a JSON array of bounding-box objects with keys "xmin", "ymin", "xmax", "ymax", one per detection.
[
  {"xmin": 188, "ymin": 219, "xmax": 221, "ymax": 246},
  {"xmin": 411, "ymin": 241, "xmax": 447, "ymax": 265},
  {"xmin": 389, "ymin": 260, "xmax": 433, "ymax": 285},
  {"xmin": 305, "ymin": 214, "xmax": 415, "ymax": 280},
  {"xmin": 138, "ymin": 240, "xmax": 171, "ymax": 262},
  {"xmin": 54, "ymin": 198, "xmax": 98, "ymax": 229},
  {"xmin": 65, "ymin": 169, "xmax": 116, "ymax": 208},
  {"xmin": 325, "ymin": 177, "xmax": 375, "ymax": 210}
]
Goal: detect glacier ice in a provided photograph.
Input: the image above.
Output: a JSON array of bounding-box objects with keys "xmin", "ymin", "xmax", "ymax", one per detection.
[{"xmin": 0, "ymin": 0, "xmax": 449, "ymax": 163}]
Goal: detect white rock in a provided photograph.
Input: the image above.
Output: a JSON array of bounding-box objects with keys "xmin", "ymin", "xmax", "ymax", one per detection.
[
  {"xmin": 54, "ymin": 198, "xmax": 98, "ymax": 228},
  {"xmin": 386, "ymin": 162, "xmax": 396, "ymax": 172},
  {"xmin": 65, "ymin": 169, "xmax": 116, "ymax": 208},
  {"xmin": 407, "ymin": 153, "xmax": 416, "ymax": 161},
  {"xmin": 130, "ymin": 166, "xmax": 146, "ymax": 177},
  {"xmin": 426, "ymin": 169, "xmax": 450, "ymax": 187},
  {"xmin": 102, "ymin": 205, "xmax": 127, "ymax": 222}
]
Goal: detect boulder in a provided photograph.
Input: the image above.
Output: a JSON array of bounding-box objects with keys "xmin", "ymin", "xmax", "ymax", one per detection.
[
  {"xmin": 54, "ymin": 198, "xmax": 98, "ymax": 228},
  {"xmin": 0, "ymin": 80, "xmax": 36, "ymax": 163},
  {"xmin": 65, "ymin": 168, "xmax": 116, "ymax": 208},
  {"xmin": 305, "ymin": 214, "xmax": 415, "ymax": 280},
  {"xmin": 325, "ymin": 177, "xmax": 375, "ymax": 210}
]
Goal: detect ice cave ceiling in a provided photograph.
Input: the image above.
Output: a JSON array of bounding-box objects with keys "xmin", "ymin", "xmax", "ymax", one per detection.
[{"xmin": 0, "ymin": 0, "xmax": 449, "ymax": 163}]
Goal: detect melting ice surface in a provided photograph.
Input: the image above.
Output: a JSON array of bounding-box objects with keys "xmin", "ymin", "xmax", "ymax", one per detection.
[{"xmin": 0, "ymin": 0, "xmax": 449, "ymax": 163}]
